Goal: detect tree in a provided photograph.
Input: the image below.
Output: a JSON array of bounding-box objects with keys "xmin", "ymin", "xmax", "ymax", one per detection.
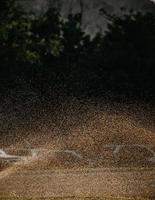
[
  {"xmin": 62, "ymin": 13, "xmax": 89, "ymax": 64},
  {"xmin": 0, "ymin": 0, "xmax": 16, "ymax": 23},
  {"xmin": 0, "ymin": 3, "xmax": 64, "ymax": 85},
  {"xmin": 98, "ymin": 11, "xmax": 155, "ymax": 95},
  {"xmin": 32, "ymin": 7, "xmax": 64, "ymax": 61}
]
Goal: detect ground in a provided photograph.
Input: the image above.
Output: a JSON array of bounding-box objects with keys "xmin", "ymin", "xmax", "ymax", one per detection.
[{"xmin": 0, "ymin": 198, "xmax": 152, "ymax": 200}]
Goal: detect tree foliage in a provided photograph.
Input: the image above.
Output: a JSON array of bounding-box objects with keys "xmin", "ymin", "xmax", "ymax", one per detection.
[
  {"xmin": 0, "ymin": 1, "xmax": 155, "ymax": 99},
  {"xmin": 99, "ymin": 11, "xmax": 155, "ymax": 95}
]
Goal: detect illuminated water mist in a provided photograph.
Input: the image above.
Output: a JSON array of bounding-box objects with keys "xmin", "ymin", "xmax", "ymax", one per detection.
[{"xmin": 0, "ymin": 100, "xmax": 154, "ymax": 197}]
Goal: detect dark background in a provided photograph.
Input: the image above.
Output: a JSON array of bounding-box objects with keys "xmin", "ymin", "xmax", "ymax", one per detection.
[{"xmin": 0, "ymin": 0, "xmax": 155, "ymax": 101}]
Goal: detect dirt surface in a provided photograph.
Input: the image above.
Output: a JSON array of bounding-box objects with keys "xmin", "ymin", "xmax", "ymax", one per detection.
[{"xmin": 0, "ymin": 167, "xmax": 155, "ymax": 198}]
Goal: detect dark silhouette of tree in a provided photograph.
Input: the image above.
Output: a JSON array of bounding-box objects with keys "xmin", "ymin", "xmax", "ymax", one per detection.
[
  {"xmin": 98, "ymin": 11, "xmax": 155, "ymax": 97},
  {"xmin": 0, "ymin": 0, "xmax": 16, "ymax": 22},
  {"xmin": 32, "ymin": 7, "xmax": 63, "ymax": 64},
  {"xmin": 0, "ymin": 0, "xmax": 31, "ymax": 81},
  {"xmin": 0, "ymin": 1, "xmax": 155, "ymax": 100},
  {"xmin": 62, "ymin": 13, "xmax": 87, "ymax": 63}
]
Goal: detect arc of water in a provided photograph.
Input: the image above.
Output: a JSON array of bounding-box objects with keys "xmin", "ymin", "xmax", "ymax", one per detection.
[{"xmin": 0, "ymin": 149, "xmax": 7, "ymax": 156}]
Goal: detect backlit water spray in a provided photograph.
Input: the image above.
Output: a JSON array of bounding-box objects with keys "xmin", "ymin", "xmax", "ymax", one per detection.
[{"xmin": 0, "ymin": 100, "xmax": 155, "ymax": 197}]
